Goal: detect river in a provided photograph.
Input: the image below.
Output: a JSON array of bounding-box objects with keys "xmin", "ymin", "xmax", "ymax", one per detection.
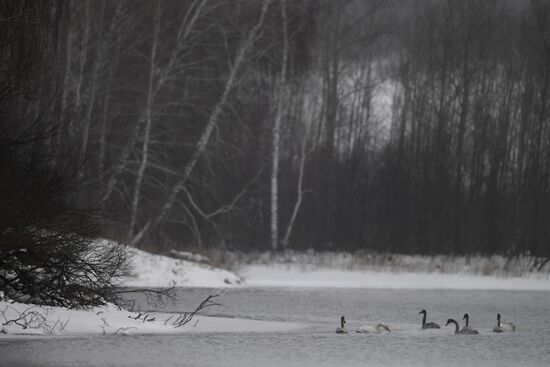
[{"xmin": 1, "ymin": 287, "xmax": 549, "ymax": 366}]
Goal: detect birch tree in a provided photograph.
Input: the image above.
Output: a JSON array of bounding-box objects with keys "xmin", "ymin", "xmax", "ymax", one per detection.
[
  {"xmin": 280, "ymin": 89, "xmax": 312, "ymax": 249},
  {"xmin": 270, "ymin": 0, "xmax": 288, "ymax": 251},
  {"xmin": 100, "ymin": 0, "xmax": 210, "ymax": 207},
  {"xmin": 130, "ymin": 0, "xmax": 273, "ymax": 246},
  {"xmin": 128, "ymin": 1, "xmax": 161, "ymax": 239}
]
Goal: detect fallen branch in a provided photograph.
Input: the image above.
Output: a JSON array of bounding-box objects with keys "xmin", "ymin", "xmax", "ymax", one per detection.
[
  {"xmin": 172, "ymin": 291, "xmax": 222, "ymax": 328},
  {"xmin": 0, "ymin": 304, "xmax": 68, "ymax": 334},
  {"xmin": 1, "ymin": 305, "xmax": 46, "ymax": 330},
  {"xmin": 114, "ymin": 283, "xmax": 177, "ymax": 310}
]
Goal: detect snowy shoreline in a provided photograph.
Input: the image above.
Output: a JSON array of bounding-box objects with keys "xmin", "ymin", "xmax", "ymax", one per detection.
[
  {"xmin": 124, "ymin": 246, "xmax": 243, "ymax": 288},
  {"xmin": 125, "ymin": 245, "xmax": 550, "ymax": 291},
  {"xmin": 0, "ymin": 299, "xmax": 304, "ymax": 338},
  {"xmin": 3, "ymin": 245, "xmax": 548, "ymax": 339},
  {"xmin": 242, "ymin": 264, "xmax": 550, "ymax": 291}
]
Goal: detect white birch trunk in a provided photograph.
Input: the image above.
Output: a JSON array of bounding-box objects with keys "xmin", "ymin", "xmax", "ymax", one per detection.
[
  {"xmin": 281, "ymin": 129, "xmax": 308, "ymax": 249},
  {"xmin": 270, "ymin": 0, "xmax": 288, "ymax": 251},
  {"xmin": 128, "ymin": 2, "xmax": 160, "ymax": 239}
]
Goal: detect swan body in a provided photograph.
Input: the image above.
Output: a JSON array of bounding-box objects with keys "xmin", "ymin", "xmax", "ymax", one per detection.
[
  {"xmin": 418, "ymin": 309, "xmax": 440, "ymax": 329},
  {"xmin": 493, "ymin": 313, "xmax": 516, "ymax": 333},
  {"xmin": 461, "ymin": 313, "xmax": 479, "ymax": 333},
  {"xmin": 355, "ymin": 323, "xmax": 391, "ymax": 334},
  {"xmin": 446, "ymin": 319, "xmax": 479, "ymax": 334},
  {"xmin": 336, "ymin": 316, "xmax": 348, "ymax": 334}
]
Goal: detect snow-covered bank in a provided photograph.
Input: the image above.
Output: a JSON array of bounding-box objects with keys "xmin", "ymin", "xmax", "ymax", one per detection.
[
  {"xmin": 0, "ymin": 299, "xmax": 303, "ymax": 337},
  {"xmin": 123, "ymin": 244, "xmax": 549, "ymax": 290},
  {"xmin": 124, "ymin": 246, "xmax": 243, "ymax": 288},
  {"xmin": 238, "ymin": 250, "xmax": 550, "ymax": 277},
  {"xmin": 243, "ymin": 264, "xmax": 550, "ymax": 290}
]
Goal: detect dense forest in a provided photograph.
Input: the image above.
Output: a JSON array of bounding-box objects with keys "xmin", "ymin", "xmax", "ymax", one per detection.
[{"xmin": 3, "ymin": 0, "xmax": 550, "ymax": 258}]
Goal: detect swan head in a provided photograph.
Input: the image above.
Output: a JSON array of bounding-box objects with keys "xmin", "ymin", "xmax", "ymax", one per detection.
[
  {"xmin": 340, "ymin": 316, "xmax": 346, "ymax": 327},
  {"xmin": 377, "ymin": 324, "xmax": 391, "ymax": 332},
  {"xmin": 419, "ymin": 309, "xmax": 427, "ymax": 315},
  {"xmin": 445, "ymin": 319, "xmax": 455, "ymax": 326},
  {"xmin": 463, "ymin": 313, "xmax": 469, "ymax": 321},
  {"xmin": 497, "ymin": 313, "xmax": 501, "ymax": 321}
]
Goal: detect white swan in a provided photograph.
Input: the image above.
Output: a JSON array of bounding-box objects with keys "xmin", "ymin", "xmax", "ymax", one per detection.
[
  {"xmin": 355, "ymin": 323, "xmax": 390, "ymax": 334},
  {"xmin": 419, "ymin": 309, "xmax": 440, "ymax": 329},
  {"xmin": 336, "ymin": 316, "xmax": 348, "ymax": 334},
  {"xmin": 446, "ymin": 318, "xmax": 479, "ymax": 334},
  {"xmin": 493, "ymin": 313, "xmax": 516, "ymax": 332}
]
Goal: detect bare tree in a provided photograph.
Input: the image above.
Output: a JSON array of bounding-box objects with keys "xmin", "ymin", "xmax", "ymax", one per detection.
[
  {"xmin": 130, "ymin": 0, "xmax": 274, "ymax": 246},
  {"xmin": 270, "ymin": 0, "xmax": 289, "ymax": 251},
  {"xmin": 128, "ymin": 1, "xmax": 161, "ymax": 239},
  {"xmin": 281, "ymin": 91, "xmax": 311, "ymax": 249},
  {"xmin": 0, "ymin": 0, "xmax": 128, "ymax": 309},
  {"xmin": 100, "ymin": 0, "xmax": 211, "ymax": 206}
]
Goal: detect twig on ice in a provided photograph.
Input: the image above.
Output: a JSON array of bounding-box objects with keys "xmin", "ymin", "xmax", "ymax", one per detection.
[{"xmin": 172, "ymin": 290, "xmax": 223, "ymax": 328}]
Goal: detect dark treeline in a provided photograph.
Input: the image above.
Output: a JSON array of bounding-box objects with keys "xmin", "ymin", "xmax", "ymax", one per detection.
[
  {"xmin": 21, "ymin": 0, "xmax": 550, "ymax": 257},
  {"xmin": 380, "ymin": 0, "xmax": 550, "ymax": 257},
  {"xmin": 0, "ymin": 0, "xmax": 127, "ymax": 306}
]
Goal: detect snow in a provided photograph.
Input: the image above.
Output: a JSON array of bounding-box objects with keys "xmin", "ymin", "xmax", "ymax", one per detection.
[
  {"xmin": 240, "ymin": 250, "xmax": 550, "ymax": 277},
  {"xmin": 0, "ymin": 299, "xmax": 303, "ymax": 337},
  {"xmin": 2, "ymin": 241, "xmax": 548, "ymax": 340},
  {"xmin": 169, "ymin": 249, "xmax": 211, "ymax": 263},
  {"xmin": 123, "ymin": 246, "xmax": 243, "ymax": 288},
  {"xmin": 242, "ymin": 264, "xmax": 550, "ymax": 290},
  {"xmin": 116, "ymin": 241, "xmax": 550, "ymax": 290}
]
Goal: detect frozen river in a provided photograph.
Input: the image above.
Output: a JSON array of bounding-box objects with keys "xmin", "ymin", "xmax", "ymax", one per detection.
[{"xmin": 1, "ymin": 287, "xmax": 549, "ymax": 366}]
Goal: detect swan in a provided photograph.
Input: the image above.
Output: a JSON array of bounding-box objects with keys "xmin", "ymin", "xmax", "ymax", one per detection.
[
  {"xmin": 461, "ymin": 313, "xmax": 480, "ymax": 333},
  {"xmin": 493, "ymin": 313, "xmax": 516, "ymax": 332},
  {"xmin": 336, "ymin": 316, "xmax": 348, "ymax": 334},
  {"xmin": 418, "ymin": 309, "xmax": 440, "ymax": 329},
  {"xmin": 445, "ymin": 318, "xmax": 479, "ymax": 334},
  {"xmin": 355, "ymin": 323, "xmax": 391, "ymax": 334}
]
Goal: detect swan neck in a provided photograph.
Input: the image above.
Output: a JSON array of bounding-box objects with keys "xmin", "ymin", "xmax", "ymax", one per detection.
[
  {"xmin": 452, "ymin": 320, "xmax": 459, "ymax": 333},
  {"xmin": 422, "ymin": 313, "xmax": 426, "ymax": 327}
]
